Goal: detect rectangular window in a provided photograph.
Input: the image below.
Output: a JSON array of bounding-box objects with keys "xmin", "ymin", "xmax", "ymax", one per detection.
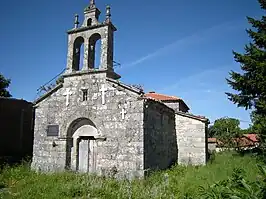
[
  {"xmin": 47, "ymin": 125, "xmax": 59, "ymax": 137},
  {"xmin": 82, "ymin": 89, "xmax": 88, "ymax": 101}
]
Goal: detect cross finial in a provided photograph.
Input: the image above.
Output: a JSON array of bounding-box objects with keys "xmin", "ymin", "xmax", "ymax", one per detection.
[
  {"xmin": 105, "ymin": 5, "xmax": 111, "ymax": 23},
  {"xmin": 74, "ymin": 14, "xmax": 79, "ymax": 29},
  {"xmin": 90, "ymin": 0, "xmax": 96, "ymax": 8}
]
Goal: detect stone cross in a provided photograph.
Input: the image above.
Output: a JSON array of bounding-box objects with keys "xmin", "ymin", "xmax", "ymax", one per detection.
[
  {"xmin": 99, "ymin": 84, "xmax": 107, "ymax": 105},
  {"xmin": 120, "ymin": 108, "xmax": 127, "ymax": 120},
  {"xmin": 63, "ymin": 88, "xmax": 73, "ymax": 106}
]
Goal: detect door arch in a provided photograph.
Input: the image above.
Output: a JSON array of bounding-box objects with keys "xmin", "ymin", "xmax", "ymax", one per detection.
[{"xmin": 65, "ymin": 118, "xmax": 99, "ymax": 172}]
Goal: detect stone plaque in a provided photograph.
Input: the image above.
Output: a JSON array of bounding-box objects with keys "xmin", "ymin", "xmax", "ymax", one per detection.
[{"xmin": 47, "ymin": 125, "xmax": 59, "ymax": 137}]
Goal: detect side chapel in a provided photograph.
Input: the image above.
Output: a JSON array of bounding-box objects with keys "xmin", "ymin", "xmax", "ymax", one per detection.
[{"xmin": 31, "ymin": 0, "xmax": 209, "ymax": 178}]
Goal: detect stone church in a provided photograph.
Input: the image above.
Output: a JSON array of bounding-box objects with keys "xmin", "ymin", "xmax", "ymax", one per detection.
[{"xmin": 31, "ymin": 0, "xmax": 209, "ymax": 178}]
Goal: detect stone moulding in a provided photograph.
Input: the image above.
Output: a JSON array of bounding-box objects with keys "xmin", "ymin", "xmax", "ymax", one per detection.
[
  {"xmin": 175, "ymin": 111, "xmax": 209, "ymax": 123},
  {"xmin": 33, "ymin": 83, "xmax": 63, "ymax": 105},
  {"xmin": 67, "ymin": 22, "xmax": 117, "ymax": 34},
  {"xmin": 106, "ymin": 78, "xmax": 144, "ymax": 95},
  {"xmin": 63, "ymin": 69, "xmax": 121, "ymax": 80}
]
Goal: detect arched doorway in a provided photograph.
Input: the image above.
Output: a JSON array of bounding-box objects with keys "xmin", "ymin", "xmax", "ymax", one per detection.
[{"xmin": 65, "ymin": 118, "xmax": 99, "ymax": 173}]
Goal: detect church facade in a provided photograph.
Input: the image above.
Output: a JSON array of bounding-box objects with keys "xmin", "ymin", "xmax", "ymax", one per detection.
[{"xmin": 31, "ymin": 1, "xmax": 209, "ymax": 178}]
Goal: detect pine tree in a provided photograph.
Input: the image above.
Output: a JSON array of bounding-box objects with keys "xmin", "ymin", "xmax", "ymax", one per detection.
[
  {"xmin": 0, "ymin": 73, "xmax": 11, "ymax": 97},
  {"xmin": 226, "ymin": 0, "xmax": 266, "ymax": 155}
]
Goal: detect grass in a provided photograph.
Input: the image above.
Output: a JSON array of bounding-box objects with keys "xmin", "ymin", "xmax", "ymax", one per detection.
[{"xmin": 0, "ymin": 152, "xmax": 263, "ymax": 199}]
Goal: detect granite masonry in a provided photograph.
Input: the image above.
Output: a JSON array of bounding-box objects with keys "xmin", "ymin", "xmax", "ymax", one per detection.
[{"xmin": 31, "ymin": 0, "xmax": 209, "ymax": 178}]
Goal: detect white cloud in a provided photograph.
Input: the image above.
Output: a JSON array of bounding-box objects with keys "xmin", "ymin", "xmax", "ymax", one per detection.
[
  {"xmin": 121, "ymin": 20, "xmax": 244, "ymax": 70},
  {"xmin": 156, "ymin": 68, "xmax": 226, "ymax": 94}
]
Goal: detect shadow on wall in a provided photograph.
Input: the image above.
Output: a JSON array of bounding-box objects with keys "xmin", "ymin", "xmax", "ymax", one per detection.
[
  {"xmin": 0, "ymin": 98, "xmax": 35, "ymax": 167},
  {"xmin": 143, "ymin": 99, "xmax": 178, "ymax": 176}
]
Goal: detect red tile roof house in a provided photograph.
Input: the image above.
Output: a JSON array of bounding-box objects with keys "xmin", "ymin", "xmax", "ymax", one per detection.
[
  {"xmin": 208, "ymin": 134, "xmax": 259, "ymax": 152},
  {"xmin": 144, "ymin": 91, "xmax": 210, "ymax": 165}
]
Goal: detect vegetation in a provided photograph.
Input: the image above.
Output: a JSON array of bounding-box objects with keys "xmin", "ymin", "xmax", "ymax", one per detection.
[
  {"xmin": 208, "ymin": 117, "xmax": 255, "ymax": 147},
  {"xmin": 56, "ymin": 76, "xmax": 64, "ymax": 85},
  {"xmin": 0, "ymin": 152, "xmax": 264, "ymax": 198},
  {"xmin": 208, "ymin": 117, "xmax": 242, "ymax": 139},
  {"xmin": 199, "ymin": 164, "xmax": 266, "ymax": 199},
  {"xmin": 226, "ymin": 0, "xmax": 266, "ymax": 157},
  {"xmin": 0, "ymin": 73, "xmax": 11, "ymax": 97}
]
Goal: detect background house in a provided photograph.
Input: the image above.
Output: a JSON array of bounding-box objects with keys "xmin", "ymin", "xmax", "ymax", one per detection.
[{"xmin": 208, "ymin": 134, "xmax": 259, "ymax": 152}]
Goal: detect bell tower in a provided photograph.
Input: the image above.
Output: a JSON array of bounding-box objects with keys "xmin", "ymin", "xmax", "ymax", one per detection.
[{"xmin": 64, "ymin": 0, "xmax": 120, "ymax": 79}]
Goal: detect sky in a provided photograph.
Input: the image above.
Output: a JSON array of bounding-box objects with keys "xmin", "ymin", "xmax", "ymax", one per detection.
[{"xmin": 0, "ymin": 0, "xmax": 263, "ymax": 129}]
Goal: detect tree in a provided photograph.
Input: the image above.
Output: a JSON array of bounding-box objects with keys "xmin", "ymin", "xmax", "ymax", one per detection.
[
  {"xmin": 208, "ymin": 117, "xmax": 242, "ymax": 146},
  {"xmin": 226, "ymin": 0, "xmax": 266, "ymax": 155},
  {"xmin": 0, "ymin": 73, "xmax": 11, "ymax": 97}
]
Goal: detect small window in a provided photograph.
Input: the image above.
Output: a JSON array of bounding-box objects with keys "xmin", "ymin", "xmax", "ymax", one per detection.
[
  {"xmin": 82, "ymin": 89, "xmax": 88, "ymax": 101},
  {"xmin": 87, "ymin": 18, "xmax": 92, "ymax": 26},
  {"xmin": 47, "ymin": 125, "xmax": 59, "ymax": 137}
]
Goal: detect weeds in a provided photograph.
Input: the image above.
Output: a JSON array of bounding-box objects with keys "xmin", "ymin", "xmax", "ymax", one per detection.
[
  {"xmin": 0, "ymin": 152, "xmax": 264, "ymax": 198},
  {"xmin": 199, "ymin": 165, "xmax": 266, "ymax": 199}
]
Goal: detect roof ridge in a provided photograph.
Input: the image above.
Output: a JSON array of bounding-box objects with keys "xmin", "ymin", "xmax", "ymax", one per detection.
[{"xmin": 145, "ymin": 92, "xmax": 180, "ymax": 98}]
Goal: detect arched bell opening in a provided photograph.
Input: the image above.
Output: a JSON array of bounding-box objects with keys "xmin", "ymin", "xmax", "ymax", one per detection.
[
  {"xmin": 88, "ymin": 33, "xmax": 102, "ymax": 69},
  {"xmin": 72, "ymin": 37, "xmax": 85, "ymax": 71}
]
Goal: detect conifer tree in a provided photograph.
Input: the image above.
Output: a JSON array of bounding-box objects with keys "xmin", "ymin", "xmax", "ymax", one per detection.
[{"xmin": 226, "ymin": 0, "xmax": 266, "ymax": 155}]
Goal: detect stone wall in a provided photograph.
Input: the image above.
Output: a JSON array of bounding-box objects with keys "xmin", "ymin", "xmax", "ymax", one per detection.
[
  {"xmin": 32, "ymin": 85, "xmax": 67, "ymax": 172},
  {"xmin": 0, "ymin": 98, "xmax": 34, "ymax": 161},
  {"xmin": 66, "ymin": 24, "xmax": 115, "ymax": 74},
  {"xmin": 143, "ymin": 99, "xmax": 177, "ymax": 173},
  {"xmin": 208, "ymin": 142, "xmax": 216, "ymax": 152},
  {"xmin": 31, "ymin": 73, "xmax": 144, "ymax": 178},
  {"xmin": 175, "ymin": 112, "xmax": 208, "ymax": 165},
  {"xmin": 164, "ymin": 101, "xmax": 189, "ymax": 113},
  {"xmin": 164, "ymin": 102, "xmax": 180, "ymax": 112}
]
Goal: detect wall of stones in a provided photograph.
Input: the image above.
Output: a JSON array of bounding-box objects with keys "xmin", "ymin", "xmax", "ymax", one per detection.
[
  {"xmin": 98, "ymin": 79, "xmax": 144, "ymax": 179},
  {"xmin": 66, "ymin": 25, "xmax": 113, "ymax": 73},
  {"xmin": 175, "ymin": 114, "xmax": 207, "ymax": 165},
  {"xmin": 31, "ymin": 73, "xmax": 144, "ymax": 178},
  {"xmin": 0, "ymin": 98, "xmax": 34, "ymax": 161},
  {"xmin": 163, "ymin": 101, "xmax": 189, "ymax": 113},
  {"xmin": 31, "ymin": 83, "xmax": 67, "ymax": 172},
  {"xmin": 208, "ymin": 142, "xmax": 216, "ymax": 152},
  {"xmin": 143, "ymin": 99, "xmax": 177, "ymax": 173},
  {"xmin": 163, "ymin": 102, "xmax": 180, "ymax": 112}
]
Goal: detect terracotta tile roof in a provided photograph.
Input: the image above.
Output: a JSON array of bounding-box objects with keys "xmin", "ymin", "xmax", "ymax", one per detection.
[
  {"xmin": 144, "ymin": 91, "xmax": 191, "ymax": 112},
  {"xmin": 233, "ymin": 136, "xmax": 257, "ymax": 147},
  {"xmin": 208, "ymin": 134, "xmax": 259, "ymax": 147},
  {"xmin": 243, "ymin": 134, "xmax": 259, "ymax": 142},
  {"xmin": 208, "ymin": 138, "xmax": 217, "ymax": 143},
  {"xmin": 144, "ymin": 92, "xmax": 182, "ymax": 101}
]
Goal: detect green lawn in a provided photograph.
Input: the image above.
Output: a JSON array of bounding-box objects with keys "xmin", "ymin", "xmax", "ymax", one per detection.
[{"xmin": 0, "ymin": 152, "xmax": 263, "ymax": 199}]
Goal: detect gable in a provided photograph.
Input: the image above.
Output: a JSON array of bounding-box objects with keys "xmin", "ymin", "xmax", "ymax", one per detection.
[{"xmin": 34, "ymin": 83, "xmax": 63, "ymax": 106}]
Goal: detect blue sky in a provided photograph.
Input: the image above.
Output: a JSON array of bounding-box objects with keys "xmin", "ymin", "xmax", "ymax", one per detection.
[{"xmin": 0, "ymin": 0, "xmax": 263, "ymax": 128}]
